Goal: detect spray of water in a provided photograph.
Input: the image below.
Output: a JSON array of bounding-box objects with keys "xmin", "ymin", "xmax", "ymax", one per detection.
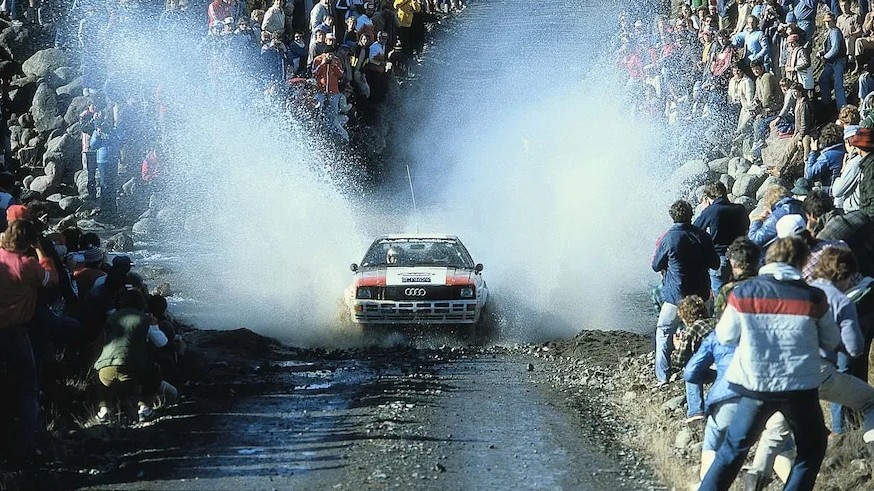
[{"xmin": 386, "ymin": 3, "xmax": 679, "ymax": 342}]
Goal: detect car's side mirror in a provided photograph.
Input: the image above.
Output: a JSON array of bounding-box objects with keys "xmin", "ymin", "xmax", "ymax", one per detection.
[
  {"xmin": 350, "ymin": 263, "xmax": 359, "ymax": 272},
  {"xmin": 475, "ymin": 263, "xmax": 484, "ymax": 273}
]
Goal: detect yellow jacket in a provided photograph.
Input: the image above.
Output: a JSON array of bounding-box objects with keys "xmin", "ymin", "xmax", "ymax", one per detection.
[{"xmin": 394, "ymin": 0, "xmax": 420, "ymax": 28}]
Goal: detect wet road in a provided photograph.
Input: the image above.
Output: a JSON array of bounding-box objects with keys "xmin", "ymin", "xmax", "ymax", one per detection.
[{"xmin": 82, "ymin": 348, "xmax": 656, "ymax": 490}]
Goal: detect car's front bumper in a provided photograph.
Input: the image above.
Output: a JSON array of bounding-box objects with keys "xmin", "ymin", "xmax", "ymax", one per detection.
[{"xmin": 349, "ymin": 299, "xmax": 480, "ymax": 324}]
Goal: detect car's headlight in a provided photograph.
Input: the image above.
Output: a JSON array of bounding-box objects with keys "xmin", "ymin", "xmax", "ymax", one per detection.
[
  {"xmin": 357, "ymin": 287, "xmax": 373, "ymax": 299},
  {"xmin": 460, "ymin": 287, "xmax": 475, "ymax": 298}
]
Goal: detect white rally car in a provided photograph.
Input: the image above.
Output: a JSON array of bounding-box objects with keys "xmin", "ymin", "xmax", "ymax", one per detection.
[{"xmin": 345, "ymin": 234, "xmax": 488, "ymax": 325}]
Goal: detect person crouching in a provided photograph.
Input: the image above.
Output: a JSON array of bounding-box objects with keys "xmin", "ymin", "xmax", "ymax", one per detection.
[{"xmin": 93, "ymin": 290, "xmax": 178, "ymax": 423}]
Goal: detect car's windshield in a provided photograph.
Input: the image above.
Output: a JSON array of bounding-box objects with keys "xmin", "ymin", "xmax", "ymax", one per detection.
[{"xmin": 361, "ymin": 239, "xmax": 474, "ymax": 268}]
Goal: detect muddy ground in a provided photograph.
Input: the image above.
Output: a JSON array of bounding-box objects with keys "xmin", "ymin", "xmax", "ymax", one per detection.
[{"xmin": 3, "ymin": 325, "xmax": 871, "ymax": 490}]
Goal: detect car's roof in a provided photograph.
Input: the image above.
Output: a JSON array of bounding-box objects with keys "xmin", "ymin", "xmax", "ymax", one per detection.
[{"xmin": 375, "ymin": 234, "xmax": 459, "ymax": 241}]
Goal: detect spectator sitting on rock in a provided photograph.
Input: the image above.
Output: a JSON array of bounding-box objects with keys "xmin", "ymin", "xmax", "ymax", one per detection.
[
  {"xmin": 671, "ymin": 295, "xmax": 716, "ymax": 423},
  {"xmin": 805, "ymin": 123, "xmax": 846, "ymax": 192},
  {"xmin": 748, "ymin": 185, "xmax": 805, "ymax": 249},
  {"xmin": 852, "ymin": 127, "xmax": 874, "ymax": 216},
  {"xmin": 651, "ymin": 199, "xmax": 719, "ymax": 386},
  {"xmin": 727, "ymin": 63, "xmax": 755, "ymax": 142},
  {"xmin": 72, "ymin": 246, "xmax": 107, "ymax": 298},
  {"xmin": 700, "ymin": 236, "xmax": 839, "ymax": 490},
  {"xmin": 93, "ymin": 290, "xmax": 177, "ymax": 424}
]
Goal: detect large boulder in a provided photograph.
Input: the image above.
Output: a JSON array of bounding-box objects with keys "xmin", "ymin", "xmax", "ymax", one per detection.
[
  {"xmin": 74, "ymin": 169, "xmax": 89, "ymax": 196},
  {"xmin": 52, "ymin": 66, "xmax": 77, "ymax": 85},
  {"xmin": 29, "ymin": 175, "xmax": 56, "ymax": 196},
  {"xmin": 22, "ymin": 48, "xmax": 68, "ymax": 79},
  {"xmin": 707, "ymin": 157, "xmax": 731, "ymax": 174},
  {"xmin": 7, "ymin": 79, "xmax": 36, "ymax": 114},
  {"xmin": 64, "ymin": 95, "xmax": 89, "ymax": 125},
  {"xmin": 131, "ymin": 217, "xmax": 158, "ymax": 235},
  {"xmin": 732, "ymin": 195, "xmax": 757, "ymax": 212},
  {"xmin": 106, "ymin": 232, "xmax": 134, "ymax": 252},
  {"xmin": 58, "ymin": 196, "xmax": 83, "ymax": 212},
  {"xmin": 755, "ymin": 176, "xmax": 787, "ymax": 200},
  {"xmin": 56, "ymin": 76, "xmax": 82, "ymax": 97},
  {"xmin": 31, "ymin": 83, "xmax": 59, "ymax": 132},
  {"xmin": 728, "ymin": 157, "xmax": 752, "ymax": 178},
  {"xmin": 44, "ymin": 133, "xmax": 80, "ymax": 176},
  {"xmin": 719, "ymin": 173, "xmax": 735, "ymax": 193},
  {"xmin": 732, "ymin": 173, "xmax": 768, "ymax": 198}
]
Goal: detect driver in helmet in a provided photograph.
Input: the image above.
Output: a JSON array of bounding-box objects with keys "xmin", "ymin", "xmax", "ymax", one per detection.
[{"xmin": 386, "ymin": 247, "xmax": 400, "ymax": 265}]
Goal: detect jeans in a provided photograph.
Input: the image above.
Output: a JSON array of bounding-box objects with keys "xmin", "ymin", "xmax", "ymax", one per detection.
[
  {"xmin": 748, "ymin": 412, "xmax": 795, "ymax": 477},
  {"xmin": 687, "ymin": 381, "xmax": 705, "ymax": 418},
  {"xmin": 819, "ymin": 58, "xmax": 847, "ymax": 110},
  {"xmin": 0, "ymin": 325, "xmax": 39, "ymax": 457},
  {"xmin": 83, "ymin": 151, "xmax": 97, "ymax": 198},
  {"xmin": 798, "ymin": 20, "xmax": 815, "ymax": 46},
  {"xmin": 655, "ymin": 302, "xmax": 680, "ymax": 382},
  {"xmin": 709, "ymin": 255, "xmax": 730, "ymax": 300},
  {"xmin": 97, "ymin": 159, "xmax": 118, "ymax": 214},
  {"xmin": 818, "ymin": 360, "xmax": 874, "ymax": 440},
  {"xmin": 829, "ymin": 352, "xmax": 853, "ymax": 434},
  {"xmin": 860, "ymin": 73, "xmax": 874, "ymax": 102},
  {"xmin": 704, "ymin": 398, "xmax": 739, "ymax": 451},
  {"xmin": 700, "ymin": 393, "xmax": 828, "ymax": 491}
]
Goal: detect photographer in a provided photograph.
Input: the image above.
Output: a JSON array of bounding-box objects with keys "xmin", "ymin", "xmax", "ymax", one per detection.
[{"xmin": 0, "ymin": 216, "xmax": 59, "ymax": 460}]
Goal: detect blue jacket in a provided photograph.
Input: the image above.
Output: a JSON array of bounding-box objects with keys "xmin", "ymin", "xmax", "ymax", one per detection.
[
  {"xmin": 685, "ymin": 331, "xmax": 739, "ymax": 413},
  {"xmin": 805, "ymin": 143, "xmax": 845, "ymax": 188},
  {"xmin": 733, "ymin": 30, "xmax": 771, "ymax": 67},
  {"xmin": 716, "ymin": 263, "xmax": 841, "ymax": 394},
  {"xmin": 748, "ymin": 196, "xmax": 805, "ymax": 247},
  {"xmin": 89, "ymin": 130, "xmax": 119, "ymax": 164},
  {"xmin": 793, "ymin": 0, "xmax": 820, "ymax": 22},
  {"xmin": 693, "ymin": 197, "xmax": 750, "ymax": 255},
  {"xmin": 652, "ymin": 223, "xmax": 720, "ymax": 305}
]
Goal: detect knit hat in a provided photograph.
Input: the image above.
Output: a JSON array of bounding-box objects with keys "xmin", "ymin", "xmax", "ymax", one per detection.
[
  {"xmin": 6, "ymin": 204, "xmax": 27, "ymax": 223},
  {"xmin": 776, "ymin": 214, "xmax": 807, "ymax": 238},
  {"xmin": 844, "ymin": 124, "xmax": 860, "ymax": 140},
  {"xmin": 791, "ymin": 177, "xmax": 810, "ymax": 195},
  {"xmin": 849, "ymin": 127, "xmax": 874, "ymax": 150}
]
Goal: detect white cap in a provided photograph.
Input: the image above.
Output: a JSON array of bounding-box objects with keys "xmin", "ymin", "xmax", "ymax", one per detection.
[{"xmin": 776, "ymin": 214, "xmax": 807, "ymax": 238}]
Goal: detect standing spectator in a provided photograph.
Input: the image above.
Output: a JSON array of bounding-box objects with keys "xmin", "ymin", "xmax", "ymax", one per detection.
[
  {"xmin": 832, "ymin": 124, "xmax": 864, "ymax": 211},
  {"xmin": 89, "ymin": 122, "xmax": 120, "ymax": 217},
  {"xmin": 312, "ymin": 49, "xmax": 347, "ymax": 139},
  {"xmin": 819, "ymin": 12, "xmax": 848, "ymax": 110},
  {"xmin": 727, "ymin": 64, "xmax": 756, "ymax": 136},
  {"xmin": 838, "ymin": 0, "xmax": 863, "ymax": 65},
  {"xmin": 394, "ymin": 0, "xmax": 419, "ymax": 55},
  {"xmin": 0, "ymin": 219, "xmax": 58, "ymax": 459},
  {"xmin": 700, "ymin": 236, "xmax": 840, "ymax": 490},
  {"xmin": 651, "ymin": 200, "xmax": 720, "ymax": 385},
  {"xmin": 309, "ymin": 0, "xmax": 329, "ymax": 30},
  {"xmin": 732, "ymin": 15, "xmax": 771, "ymax": 71},
  {"xmin": 784, "ymin": 34, "xmax": 813, "ymax": 93},
  {"xmin": 261, "ymin": 0, "xmax": 286, "ymax": 35},
  {"xmin": 694, "ymin": 181, "xmax": 750, "ymax": 298}
]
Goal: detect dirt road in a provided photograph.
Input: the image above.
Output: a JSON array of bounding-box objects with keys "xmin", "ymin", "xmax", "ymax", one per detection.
[{"xmin": 56, "ymin": 331, "xmax": 661, "ymax": 490}]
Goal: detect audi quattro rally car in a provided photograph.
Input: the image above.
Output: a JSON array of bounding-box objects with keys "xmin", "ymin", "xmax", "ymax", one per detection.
[{"xmin": 346, "ymin": 235, "xmax": 488, "ymax": 325}]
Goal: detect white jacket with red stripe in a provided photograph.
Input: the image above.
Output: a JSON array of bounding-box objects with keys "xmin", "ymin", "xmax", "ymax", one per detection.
[{"xmin": 716, "ymin": 263, "xmax": 841, "ymax": 394}]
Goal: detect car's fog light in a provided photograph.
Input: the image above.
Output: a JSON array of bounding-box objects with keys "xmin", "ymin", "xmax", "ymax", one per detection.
[
  {"xmin": 460, "ymin": 287, "xmax": 474, "ymax": 298},
  {"xmin": 357, "ymin": 287, "xmax": 373, "ymax": 299}
]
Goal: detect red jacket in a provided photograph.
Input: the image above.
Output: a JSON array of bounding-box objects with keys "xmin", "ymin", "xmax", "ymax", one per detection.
[
  {"xmin": 313, "ymin": 54, "xmax": 344, "ymax": 95},
  {"xmin": 0, "ymin": 249, "xmax": 58, "ymax": 329}
]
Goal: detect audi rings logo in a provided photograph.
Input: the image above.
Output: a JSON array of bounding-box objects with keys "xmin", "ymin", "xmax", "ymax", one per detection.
[{"xmin": 405, "ymin": 288, "xmax": 427, "ymax": 297}]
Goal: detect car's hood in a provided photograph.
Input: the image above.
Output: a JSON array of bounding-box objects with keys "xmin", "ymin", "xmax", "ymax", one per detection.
[{"xmin": 354, "ymin": 267, "xmax": 475, "ymax": 287}]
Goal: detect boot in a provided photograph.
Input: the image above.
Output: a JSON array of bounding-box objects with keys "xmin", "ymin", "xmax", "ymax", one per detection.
[{"xmin": 743, "ymin": 470, "xmax": 767, "ymax": 491}]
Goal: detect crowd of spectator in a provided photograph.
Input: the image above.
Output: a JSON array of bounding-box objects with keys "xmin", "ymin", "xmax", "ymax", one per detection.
[
  {"xmin": 634, "ymin": 5, "xmax": 874, "ymax": 487},
  {"xmin": 0, "ymin": 0, "xmax": 462, "ymax": 467}
]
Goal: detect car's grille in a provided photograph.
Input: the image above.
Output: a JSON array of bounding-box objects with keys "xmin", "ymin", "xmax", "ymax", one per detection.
[
  {"xmin": 353, "ymin": 300, "xmax": 479, "ymax": 324},
  {"xmin": 379, "ymin": 286, "xmax": 470, "ymax": 301}
]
